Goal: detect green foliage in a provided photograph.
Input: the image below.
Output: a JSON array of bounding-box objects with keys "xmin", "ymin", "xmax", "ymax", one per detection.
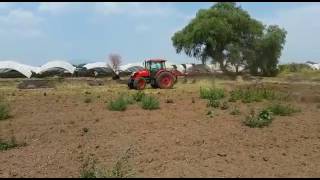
[
  {"xmin": 243, "ymin": 109, "xmax": 273, "ymax": 128},
  {"xmin": 171, "ymin": 2, "xmax": 286, "ymax": 76},
  {"xmin": 278, "ymin": 63, "xmax": 313, "ymax": 73},
  {"xmin": 0, "ymin": 137, "xmax": 26, "ymax": 151},
  {"xmin": 0, "ymin": 101, "xmax": 10, "ymax": 120},
  {"xmin": 207, "ymin": 99, "xmax": 220, "ymax": 108},
  {"xmin": 131, "ymin": 91, "xmax": 146, "ymax": 102},
  {"xmin": 200, "ymin": 87, "xmax": 225, "ymax": 100},
  {"xmin": 108, "ymin": 96, "xmax": 128, "ymax": 111},
  {"xmin": 141, "ymin": 96, "xmax": 160, "ymax": 110},
  {"xmin": 250, "ymin": 25, "xmax": 287, "ymax": 76},
  {"xmin": 267, "ymin": 103, "xmax": 300, "ymax": 116},
  {"xmin": 229, "ymin": 87, "xmax": 276, "ymax": 103}
]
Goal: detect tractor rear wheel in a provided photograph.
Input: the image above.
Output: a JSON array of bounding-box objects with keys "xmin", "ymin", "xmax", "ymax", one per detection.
[
  {"xmin": 156, "ymin": 72, "xmax": 174, "ymax": 89},
  {"xmin": 133, "ymin": 77, "xmax": 146, "ymax": 90}
]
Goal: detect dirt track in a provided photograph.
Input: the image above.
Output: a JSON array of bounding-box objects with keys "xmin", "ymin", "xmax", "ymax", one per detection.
[{"xmin": 0, "ymin": 78, "xmax": 320, "ymax": 177}]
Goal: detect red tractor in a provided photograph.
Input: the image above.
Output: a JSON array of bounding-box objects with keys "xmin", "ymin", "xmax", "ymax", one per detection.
[{"xmin": 128, "ymin": 59, "xmax": 182, "ymax": 90}]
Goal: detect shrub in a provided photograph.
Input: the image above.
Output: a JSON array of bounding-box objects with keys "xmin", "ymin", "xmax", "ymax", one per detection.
[
  {"xmin": 200, "ymin": 87, "xmax": 225, "ymax": 100},
  {"xmin": 141, "ymin": 96, "xmax": 159, "ymax": 110},
  {"xmin": 230, "ymin": 87, "xmax": 276, "ymax": 103},
  {"xmin": 243, "ymin": 109, "xmax": 273, "ymax": 128},
  {"xmin": 108, "ymin": 96, "xmax": 128, "ymax": 111},
  {"xmin": 131, "ymin": 91, "xmax": 146, "ymax": 102},
  {"xmin": 267, "ymin": 103, "xmax": 300, "ymax": 116},
  {"xmin": 0, "ymin": 102, "xmax": 10, "ymax": 120},
  {"xmin": 207, "ymin": 99, "xmax": 220, "ymax": 108}
]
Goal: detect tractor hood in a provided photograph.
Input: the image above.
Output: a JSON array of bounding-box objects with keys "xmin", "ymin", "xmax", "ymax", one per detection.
[{"xmin": 131, "ymin": 69, "xmax": 150, "ymax": 78}]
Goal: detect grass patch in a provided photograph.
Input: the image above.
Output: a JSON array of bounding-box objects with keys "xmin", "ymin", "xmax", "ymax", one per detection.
[
  {"xmin": 141, "ymin": 95, "xmax": 160, "ymax": 110},
  {"xmin": 229, "ymin": 87, "xmax": 277, "ymax": 103},
  {"xmin": 200, "ymin": 87, "xmax": 225, "ymax": 100},
  {"xmin": 108, "ymin": 96, "xmax": 128, "ymax": 111},
  {"xmin": 243, "ymin": 109, "xmax": 273, "ymax": 128},
  {"xmin": 0, "ymin": 102, "xmax": 10, "ymax": 120},
  {"xmin": 131, "ymin": 91, "xmax": 145, "ymax": 102},
  {"xmin": 267, "ymin": 103, "xmax": 300, "ymax": 116},
  {"xmin": 207, "ymin": 99, "xmax": 220, "ymax": 108},
  {"xmin": 0, "ymin": 137, "xmax": 26, "ymax": 151}
]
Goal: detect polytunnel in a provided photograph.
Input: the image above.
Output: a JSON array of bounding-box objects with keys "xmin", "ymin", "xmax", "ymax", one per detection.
[
  {"xmin": 38, "ymin": 60, "xmax": 76, "ymax": 74},
  {"xmin": 83, "ymin": 62, "xmax": 114, "ymax": 77},
  {"xmin": 119, "ymin": 63, "xmax": 144, "ymax": 72},
  {"xmin": 0, "ymin": 61, "xmax": 38, "ymax": 78}
]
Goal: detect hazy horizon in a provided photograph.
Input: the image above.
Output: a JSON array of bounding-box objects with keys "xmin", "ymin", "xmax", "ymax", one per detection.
[{"xmin": 0, "ymin": 2, "xmax": 319, "ymax": 66}]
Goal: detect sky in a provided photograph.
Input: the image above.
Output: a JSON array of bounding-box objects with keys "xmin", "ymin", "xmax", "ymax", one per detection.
[{"xmin": 0, "ymin": 2, "xmax": 319, "ymax": 66}]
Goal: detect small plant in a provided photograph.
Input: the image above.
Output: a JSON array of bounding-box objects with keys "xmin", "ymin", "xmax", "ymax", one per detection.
[
  {"xmin": 125, "ymin": 96, "xmax": 135, "ymax": 105},
  {"xmin": 220, "ymin": 101, "xmax": 229, "ymax": 110},
  {"xmin": 267, "ymin": 103, "xmax": 300, "ymax": 116},
  {"xmin": 131, "ymin": 91, "xmax": 146, "ymax": 102},
  {"xmin": 141, "ymin": 96, "xmax": 159, "ymax": 110},
  {"xmin": 243, "ymin": 109, "xmax": 273, "ymax": 128},
  {"xmin": 200, "ymin": 87, "xmax": 225, "ymax": 100},
  {"xmin": 207, "ymin": 98, "xmax": 220, "ymax": 108},
  {"xmin": 230, "ymin": 106, "xmax": 240, "ymax": 115},
  {"xmin": 0, "ymin": 137, "xmax": 26, "ymax": 151},
  {"xmin": 0, "ymin": 102, "xmax": 10, "ymax": 120},
  {"xmin": 80, "ymin": 146, "xmax": 133, "ymax": 178},
  {"xmin": 206, "ymin": 110, "xmax": 213, "ymax": 118},
  {"xmin": 108, "ymin": 96, "xmax": 128, "ymax": 111},
  {"xmin": 84, "ymin": 98, "xmax": 92, "ymax": 103}
]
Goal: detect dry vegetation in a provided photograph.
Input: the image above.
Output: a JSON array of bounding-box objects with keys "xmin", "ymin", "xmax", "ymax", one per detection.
[{"xmin": 0, "ymin": 74, "xmax": 320, "ymax": 177}]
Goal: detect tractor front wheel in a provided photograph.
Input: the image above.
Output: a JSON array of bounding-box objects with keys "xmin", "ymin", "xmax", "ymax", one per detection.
[
  {"xmin": 156, "ymin": 72, "xmax": 174, "ymax": 89},
  {"xmin": 133, "ymin": 77, "xmax": 146, "ymax": 90},
  {"xmin": 128, "ymin": 78, "xmax": 134, "ymax": 89}
]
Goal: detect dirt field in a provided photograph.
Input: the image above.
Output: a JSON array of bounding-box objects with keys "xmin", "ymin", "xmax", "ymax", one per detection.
[{"xmin": 0, "ymin": 76, "xmax": 320, "ymax": 178}]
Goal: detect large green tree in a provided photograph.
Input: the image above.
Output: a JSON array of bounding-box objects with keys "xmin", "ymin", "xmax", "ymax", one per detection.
[
  {"xmin": 253, "ymin": 25, "xmax": 287, "ymax": 76},
  {"xmin": 172, "ymin": 2, "xmax": 286, "ymax": 76}
]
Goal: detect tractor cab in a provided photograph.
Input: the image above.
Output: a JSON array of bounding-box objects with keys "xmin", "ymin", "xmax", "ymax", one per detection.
[{"xmin": 144, "ymin": 59, "xmax": 167, "ymax": 76}]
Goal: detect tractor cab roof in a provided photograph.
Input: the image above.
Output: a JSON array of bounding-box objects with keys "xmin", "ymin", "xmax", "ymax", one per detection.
[{"xmin": 145, "ymin": 59, "xmax": 167, "ymax": 63}]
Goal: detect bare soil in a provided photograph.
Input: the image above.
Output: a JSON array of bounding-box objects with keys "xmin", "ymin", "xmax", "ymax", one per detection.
[{"xmin": 0, "ymin": 77, "xmax": 320, "ymax": 178}]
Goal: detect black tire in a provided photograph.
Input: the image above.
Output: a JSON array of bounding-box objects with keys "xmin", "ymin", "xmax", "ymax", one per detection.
[
  {"xmin": 156, "ymin": 72, "xmax": 175, "ymax": 89},
  {"xmin": 128, "ymin": 78, "xmax": 134, "ymax": 89},
  {"xmin": 151, "ymin": 79, "xmax": 158, "ymax": 88},
  {"xmin": 133, "ymin": 77, "xmax": 146, "ymax": 90}
]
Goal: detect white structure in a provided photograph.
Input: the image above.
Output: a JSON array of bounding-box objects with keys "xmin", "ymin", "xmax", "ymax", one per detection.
[
  {"xmin": 0, "ymin": 61, "xmax": 39, "ymax": 78},
  {"xmin": 306, "ymin": 62, "xmax": 320, "ymax": 70},
  {"xmin": 39, "ymin": 60, "xmax": 76, "ymax": 74},
  {"xmin": 83, "ymin": 62, "xmax": 108, "ymax": 70}
]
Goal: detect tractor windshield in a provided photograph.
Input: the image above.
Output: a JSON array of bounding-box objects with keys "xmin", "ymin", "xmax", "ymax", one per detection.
[{"xmin": 146, "ymin": 61, "xmax": 165, "ymax": 71}]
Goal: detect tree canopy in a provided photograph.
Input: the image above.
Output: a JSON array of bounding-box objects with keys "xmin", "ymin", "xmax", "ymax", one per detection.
[{"xmin": 171, "ymin": 2, "xmax": 287, "ymax": 76}]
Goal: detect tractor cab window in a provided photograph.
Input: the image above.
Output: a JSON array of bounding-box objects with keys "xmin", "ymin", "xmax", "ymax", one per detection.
[{"xmin": 147, "ymin": 61, "xmax": 165, "ymax": 71}]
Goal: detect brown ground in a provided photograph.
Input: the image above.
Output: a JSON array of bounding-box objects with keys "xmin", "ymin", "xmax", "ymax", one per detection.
[{"xmin": 0, "ymin": 77, "xmax": 320, "ymax": 178}]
